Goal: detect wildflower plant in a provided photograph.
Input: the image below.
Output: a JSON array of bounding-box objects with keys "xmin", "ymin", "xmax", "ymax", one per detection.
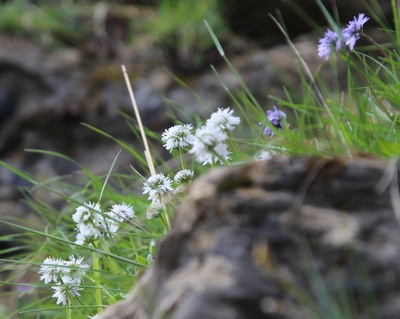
[
  {"xmin": 318, "ymin": 13, "xmax": 369, "ymax": 60},
  {"xmin": 2, "ymin": 1, "xmax": 400, "ymax": 318}
]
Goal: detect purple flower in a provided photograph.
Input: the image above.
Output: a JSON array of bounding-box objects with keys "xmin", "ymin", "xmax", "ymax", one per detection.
[
  {"xmin": 318, "ymin": 13, "xmax": 369, "ymax": 60},
  {"xmin": 263, "ymin": 106, "xmax": 286, "ymax": 138},
  {"xmin": 318, "ymin": 28, "xmax": 342, "ymax": 60},
  {"xmin": 342, "ymin": 13, "xmax": 369, "ymax": 50}
]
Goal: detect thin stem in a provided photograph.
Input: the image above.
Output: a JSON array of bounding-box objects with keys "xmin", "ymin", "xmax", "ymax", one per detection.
[
  {"xmin": 161, "ymin": 198, "xmax": 171, "ymax": 230},
  {"xmin": 179, "ymin": 147, "xmax": 186, "ymax": 170},
  {"xmin": 121, "ymin": 65, "xmax": 156, "ymax": 176},
  {"xmin": 92, "ymin": 247, "xmax": 103, "ymax": 314},
  {"xmin": 66, "ymin": 305, "xmax": 71, "ymax": 319}
]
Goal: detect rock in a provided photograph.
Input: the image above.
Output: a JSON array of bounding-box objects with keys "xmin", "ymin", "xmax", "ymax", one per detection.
[{"xmin": 99, "ymin": 157, "xmax": 400, "ymax": 319}]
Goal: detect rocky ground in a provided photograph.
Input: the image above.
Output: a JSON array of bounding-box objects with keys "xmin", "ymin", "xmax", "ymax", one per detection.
[{"xmin": 99, "ymin": 157, "xmax": 400, "ymax": 319}]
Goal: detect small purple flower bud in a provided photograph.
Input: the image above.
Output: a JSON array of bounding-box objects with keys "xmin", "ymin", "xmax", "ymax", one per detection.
[{"xmin": 263, "ymin": 106, "xmax": 286, "ymax": 138}]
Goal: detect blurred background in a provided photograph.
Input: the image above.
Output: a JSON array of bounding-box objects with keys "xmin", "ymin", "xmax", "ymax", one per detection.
[{"xmin": 0, "ymin": 1, "xmax": 393, "ymax": 312}]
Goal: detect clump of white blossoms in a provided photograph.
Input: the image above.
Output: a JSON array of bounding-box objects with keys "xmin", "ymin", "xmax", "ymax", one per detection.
[
  {"xmin": 161, "ymin": 124, "xmax": 194, "ymax": 152},
  {"xmin": 146, "ymin": 200, "xmax": 164, "ymax": 220},
  {"xmin": 72, "ymin": 201, "xmax": 135, "ymax": 245},
  {"xmin": 189, "ymin": 107, "xmax": 240, "ymax": 166},
  {"xmin": 189, "ymin": 125, "xmax": 231, "ymax": 165},
  {"xmin": 143, "ymin": 173, "xmax": 173, "ymax": 220},
  {"xmin": 108, "ymin": 203, "xmax": 136, "ymax": 222},
  {"xmin": 38, "ymin": 255, "xmax": 89, "ymax": 306},
  {"xmin": 174, "ymin": 169, "xmax": 194, "ymax": 195},
  {"xmin": 142, "ymin": 173, "xmax": 173, "ymax": 202},
  {"xmin": 258, "ymin": 145, "xmax": 288, "ymax": 161},
  {"xmin": 206, "ymin": 107, "xmax": 241, "ymax": 132}
]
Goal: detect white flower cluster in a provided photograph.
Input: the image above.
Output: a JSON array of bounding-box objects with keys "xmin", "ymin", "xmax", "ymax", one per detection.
[
  {"xmin": 160, "ymin": 107, "xmax": 240, "ymax": 166},
  {"xmin": 161, "ymin": 124, "xmax": 194, "ymax": 152},
  {"xmin": 38, "ymin": 255, "xmax": 89, "ymax": 306},
  {"xmin": 258, "ymin": 145, "xmax": 288, "ymax": 161},
  {"xmin": 190, "ymin": 107, "xmax": 240, "ymax": 165},
  {"xmin": 149, "ymin": 107, "xmax": 240, "ymax": 220},
  {"xmin": 143, "ymin": 169, "xmax": 194, "ymax": 219},
  {"xmin": 72, "ymin": 202, "xmax": 135, "ymax": 245}
]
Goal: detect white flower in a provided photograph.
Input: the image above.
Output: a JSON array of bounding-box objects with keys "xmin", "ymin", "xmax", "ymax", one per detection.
[
  {"xmin": 38, "ymin": 257, "xmax": 65, "ymax": 284},
  {"xmin": 161, "ymin": 124, "xmax": 194, "ymax": 152},
  {"xmin": 174, "ymin": 169, "xmax": 194, "ymax": 183},
  {"xmin": 108, "ymin": 203, "xmax": 136, "ymax": 222},
  {"xmin": 51, "ymin": 284, "xmax": 82, "ymax": 306},
  {"xmin": 258, "ymin": 150, "xmax": 276, "ymax": 161},
  {"xmin": 75, "ymin": 222, "xmax": 102, "ymax": 244},
  {"xmin": 73, "ymin": 202, "xmax": 121, "ymax": 245},
  {"xmin": 173, "ymin": 169, "xmax": 194, "ymax": 195},
  {"xmin": 189, "ymin": 125, "xmax": 231, "ymax": 165},
  {"xmin": 146, "ymin": 200, "xmax": 163, "ymax": 219},
  {"xmin": 62, "ymin": 255, "xmax": 89, "ymax": 285},
  {"xmin": 258, "ymin": 145, "xmax": 287, "ymax": 161},
  {"xmin": 88, "ymin": 315, "xmax": 99, "ymax": 319},
  {"xmin": 146, "ymin": 254, "xmax": 154, "ymax": 263},
  {"xmin": 174, "ymin": 184, "xmax": 189, "ymax": 195},
  {"xmin": 39, "ymin": 256, "xmax": 89, "ymax": 286},
  {"xmin": 75, "ymin": 233, "xmax": 86, "ymax": 246},
  {"xmin": 143, "ymin": 173, "xmax": 173, "ymax": 201},
  {"xmin": 206, "ymin": 107, "xmax": 240, "ymax": 131},
  {"xmin": 72, "ymin": 202, "xmax": 101, "ymax": 224},
  {"xmin": 97, "ymin": 216, "xmax": 119, "ymax": 237}
]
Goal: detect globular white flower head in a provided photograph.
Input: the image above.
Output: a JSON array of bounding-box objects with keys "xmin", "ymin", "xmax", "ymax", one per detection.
[
  {"xmin": 38, "ymin": 257, "xmax": 66, "ymax": 284},
  {"xmin": 73, "ymin": 202, "xmax": 121, "ymax": 245},
  {"xmin": 161, "ymin": 124, "xmax": 194, "ymax": 152},
  {"xmin": 72, "ymin": 202, "xmax": 100, "ymax": 224},
  {"xmin": 174, "ymin": 169, "xmax": 194, "ymax": 194},
  {"xmin": 146, "ymin": 200, "xmax": 164, "ymax": 220},
  {"xmin": 39, "ymin": 255, "xmax": 89, "ymax": 286},
  {"xmin": 258, "ymin": 145, "xmax": 288, "ymax": 161},
  {"xmin": 62, "ymin": 255, "xmax": 89, "ymax": 285},
  {"xmin": 174, "ymin": 169, "xmax": 194, "ymax": 184},
  {"xmin": 143, "ymin": 173, "xmax": 173, "ymax": 201},
  {"xmin": 189, "ymin": 125, "xmax": 231, "ymax": 165},
  {"xmin": 108, "ymin": 203, "xmax": 136, "ymax": 222},
  {"xmin": 51, "ymin": 284, "xmax": 82, "ymax": 306},
  {"xmin": 206, "ymin": 107, "xmax": 241, "ymax": 131}
]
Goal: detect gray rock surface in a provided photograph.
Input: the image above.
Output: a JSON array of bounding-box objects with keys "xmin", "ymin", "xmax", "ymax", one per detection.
[{"xmin": 99, "ymin": 157, "xmax": 400, "ymax": 319}]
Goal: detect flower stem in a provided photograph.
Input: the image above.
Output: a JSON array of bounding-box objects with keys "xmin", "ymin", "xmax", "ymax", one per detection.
[
  {"xmin": 66, "ymin": 305, "xmax": 71, "ymax": 319},
  {"xmin": 92, "ymin": 246, "xmax": 103, "ymax": 314},
  {"xmin": 162, "ymin": 202, "xmax": 171, "ymax": 230},
  {"xmin": 179, "ymin": 147, "xmax": 186, "ymax": 170}
]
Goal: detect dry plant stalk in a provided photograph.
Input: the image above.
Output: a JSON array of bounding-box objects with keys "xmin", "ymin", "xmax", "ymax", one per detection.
[{"xmin": 121, "ymin": 64, "xmax": 157, "ymax": 176}]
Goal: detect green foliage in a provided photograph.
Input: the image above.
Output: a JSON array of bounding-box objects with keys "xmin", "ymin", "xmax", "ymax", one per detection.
[
  {"xmin": 136, "ymin": 0, "xmax": 228, "ymax": 70},
  {"xmin": 0, "ymin": 0, "xmax": 228, "ymax": 67},
  {"xmin": 0, "ymin": 0, "xmax": 82, "ymax": 46}
]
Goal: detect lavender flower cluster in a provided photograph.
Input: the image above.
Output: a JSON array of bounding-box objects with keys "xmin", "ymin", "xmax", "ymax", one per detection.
[{"xmin": 318, "ymin": 13, "xmax": 369, "ymax": 60}]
